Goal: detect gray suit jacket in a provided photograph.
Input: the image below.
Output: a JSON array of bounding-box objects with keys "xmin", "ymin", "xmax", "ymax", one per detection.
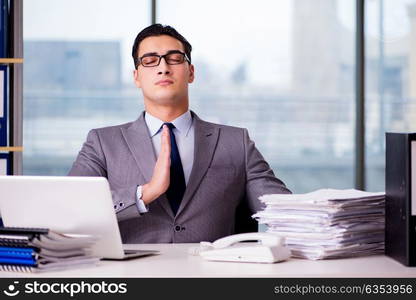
[{"xmin": 68, "ymin": 111, "xmax": 291, "ymax": 243}]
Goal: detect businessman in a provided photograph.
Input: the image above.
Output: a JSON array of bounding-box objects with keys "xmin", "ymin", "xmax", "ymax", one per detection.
[{"xmin": 69, "ymin": 24, "xmax": 291, "ymax": 243}]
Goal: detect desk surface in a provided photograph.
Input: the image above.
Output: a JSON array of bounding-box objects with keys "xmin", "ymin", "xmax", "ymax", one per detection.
[{"xmin": 1, "ymin": 244, "xmax": 416, "ymax": 278}]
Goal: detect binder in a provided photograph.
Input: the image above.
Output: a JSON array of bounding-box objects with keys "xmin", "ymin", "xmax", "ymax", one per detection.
[
  {"xmin": 0, "ymin": 246, "xmax": 37, "ymax": 267},
  {"xmin": 0, "ymin": 246, "xmax": 37, "ymax": 259},
  {"xmin": 0, "ymin": 227, "xmax": 47, "ymax": 247},
  {"xmin": 385, "ymin": 132, "xmax": 416, "ymax": 266},
  {"xmin": 0, "ymin": 227, "xmax": 49, "ymax": 235},
  {"xmin": 0, "ymin": 0, "xmax": 8, "ymax": 58},
  {"xmin": 0, "ymin": 227, "xmax": 99, "ymax": 273},
  {"xmin": 0, "ymin": 264, "xmax": 37, "ymax": 273},
  {"xmin": 0, "ymin": 239, "xmax": 30, "ymax": 248},
  {"xmin": 0, "ymin": 257, "xmax": 36, "ymax": 266},
  {"xmin": 0, "ymin": 256, "xmax": 99, "ymax": 273},
  {"xmin": 0, "ymin": 65, "xmax": 7, "ymax": 147}
]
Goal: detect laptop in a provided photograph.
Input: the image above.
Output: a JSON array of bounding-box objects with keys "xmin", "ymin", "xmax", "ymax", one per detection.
[{"xmin": 0, "ymin": 175, "xmax": 158, "ymax": 260}]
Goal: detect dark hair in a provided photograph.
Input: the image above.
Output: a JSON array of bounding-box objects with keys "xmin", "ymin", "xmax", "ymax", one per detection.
[{"xmin": 132, "ymin": 24, "xmax": 192, "ymax": 68}]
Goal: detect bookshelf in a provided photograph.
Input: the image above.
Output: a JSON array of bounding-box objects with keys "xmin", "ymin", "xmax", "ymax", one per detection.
[
  {"xmin": 0, "ymin": 58, "xmax": 22, "ymax": 64},
  {"xmin": 0, "ymin": 146, "xmax": 22, "ymax": 152},
  {"xmin": 0, "ymin": 0, "xmax": 23, "ymax": 175}
]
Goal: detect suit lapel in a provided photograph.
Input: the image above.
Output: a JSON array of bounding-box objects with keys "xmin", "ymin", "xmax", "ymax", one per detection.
[
  {"xmin": 121, "ymin": 112, "xmax": 174, "ymax": 218},
  {"xmin": 121, "ymin": 112, "xmax": 156, "ymax": 183},
  {"xmin": 177, "ymin": 112, "xmax": 219, "ymax": 217}
]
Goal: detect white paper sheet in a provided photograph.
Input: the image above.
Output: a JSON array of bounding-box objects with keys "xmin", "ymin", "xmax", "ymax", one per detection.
[{"xmin": 254, "ymin": 188, "xmax": 386, "ymax": 260}]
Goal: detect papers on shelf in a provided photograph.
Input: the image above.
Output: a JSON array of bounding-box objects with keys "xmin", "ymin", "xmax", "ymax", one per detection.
[{"xmin": 253, "ymin": 189, "xmax": 385, "ymax": 260}]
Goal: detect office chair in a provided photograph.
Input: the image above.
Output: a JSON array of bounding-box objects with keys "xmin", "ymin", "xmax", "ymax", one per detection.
[{"xmin": 234, "ymin": 198, "xmax": 258, "ymax": 234}]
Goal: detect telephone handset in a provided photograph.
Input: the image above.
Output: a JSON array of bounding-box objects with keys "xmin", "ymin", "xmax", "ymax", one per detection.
[{"xmin": 192, "ymin": 232, "xmax": 291, "ymax": 263}]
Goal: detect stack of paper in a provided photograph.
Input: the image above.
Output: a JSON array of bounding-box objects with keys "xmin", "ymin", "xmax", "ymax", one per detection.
[
  {"xmin": 253, "ymin": 189, "xmax": 385, "ymax": 260},
  {"xmin": 0, "ymin": 227, "xmax": 100, "ymax": 272}
]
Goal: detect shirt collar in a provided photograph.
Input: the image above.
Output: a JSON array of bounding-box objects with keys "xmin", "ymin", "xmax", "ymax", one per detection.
[{"xmin": 145, "ymin": 110, "xmax": 193, "ymax": 137}]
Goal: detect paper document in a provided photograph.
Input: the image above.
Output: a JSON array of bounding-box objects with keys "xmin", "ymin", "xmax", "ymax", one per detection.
[{"xmin": 253, "ymin": 189, "xmax": 385, "ymax": 260}]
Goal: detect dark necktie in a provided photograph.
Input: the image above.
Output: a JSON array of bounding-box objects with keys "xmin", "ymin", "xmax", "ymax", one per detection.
[{"xmin": 163, "ymin": 123, "xmax": 186, "ymax": 215}]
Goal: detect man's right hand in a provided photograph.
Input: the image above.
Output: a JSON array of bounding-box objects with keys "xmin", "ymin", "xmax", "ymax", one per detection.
[{"xmin": 141, "ymin": 124, "xmax": 171, "ymax": 204}]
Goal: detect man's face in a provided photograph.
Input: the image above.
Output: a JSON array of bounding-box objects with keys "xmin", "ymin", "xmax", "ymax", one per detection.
[{"xmin": 133, "ymin": 35, "xmax": 194, "ymax": 106}]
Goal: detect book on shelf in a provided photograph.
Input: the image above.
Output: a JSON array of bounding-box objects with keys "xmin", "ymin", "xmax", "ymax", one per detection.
[{"xmin": 0, "ymin": 0, "xmax": 8, "ymax": 58}]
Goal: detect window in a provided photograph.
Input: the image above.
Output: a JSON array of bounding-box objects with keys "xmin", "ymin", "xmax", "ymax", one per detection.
[
  {"xmin": 23, "ymin": 0, "xmax": 150, "ymax": 174},
  {"xmin": 365, "ymin": 0, "xmax": 416, "ymax": 191},
  {"xmin": 24, "ymin": 1, "xmax": 371, "ymax": 194},
  {"xmin": 158, "ymin": 0, "xmax": 356, "ymax": 192}
]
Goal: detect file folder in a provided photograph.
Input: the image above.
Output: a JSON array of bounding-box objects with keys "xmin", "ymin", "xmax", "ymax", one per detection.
[
  {"xmin": 0, "ymin": 246, "xmax": 37, "ymax": 258},
  {"xmin": 0, "ymin": 0, "xmax": 8, "ymax": 58},
  {"xmin": 385, "ymin": 132, "xmax": 416, "ymax": 266},
  {"xmin": 0, "ymin": 257, "xmax": 36, "ymax": 266}
]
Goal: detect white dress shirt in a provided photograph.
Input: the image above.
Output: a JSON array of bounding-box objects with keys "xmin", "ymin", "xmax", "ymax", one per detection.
[{"xmin": 135, "ymin": 110, "xmax": 195, "ymax": 213}]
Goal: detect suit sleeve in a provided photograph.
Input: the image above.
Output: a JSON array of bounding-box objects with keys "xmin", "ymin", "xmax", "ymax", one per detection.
[
  {"xmin": 243, "ymin": 128, "xmax": 291, "ymax": 213},
  {"xmin": 68, "ymin": 129, "xmax": 142, "ymax": 222}
]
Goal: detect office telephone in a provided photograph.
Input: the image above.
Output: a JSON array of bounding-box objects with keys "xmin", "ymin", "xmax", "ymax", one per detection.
[{"xmin": 192, "ymin": 232, "xmax": 291, "ymax": 263}]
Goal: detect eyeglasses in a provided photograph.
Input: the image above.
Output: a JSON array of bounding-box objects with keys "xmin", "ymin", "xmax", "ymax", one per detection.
[{"xmin": 137, "ymin": 50, "xmax": 190, "ymax": 68}]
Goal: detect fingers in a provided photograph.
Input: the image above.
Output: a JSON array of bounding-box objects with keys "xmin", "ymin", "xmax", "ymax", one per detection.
[
  {"xmin": 147, "ymin": 125, "xmax": 171, "ymax": 200},
  {"xmin": 160, "ymin": 125, "xmax": 171, "ymax": 158}
]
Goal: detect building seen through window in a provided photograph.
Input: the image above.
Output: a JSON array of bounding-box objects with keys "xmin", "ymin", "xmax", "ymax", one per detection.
[{"xmin": 23, "ymin": 0, "xmax": 416, "ymax": 193}]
